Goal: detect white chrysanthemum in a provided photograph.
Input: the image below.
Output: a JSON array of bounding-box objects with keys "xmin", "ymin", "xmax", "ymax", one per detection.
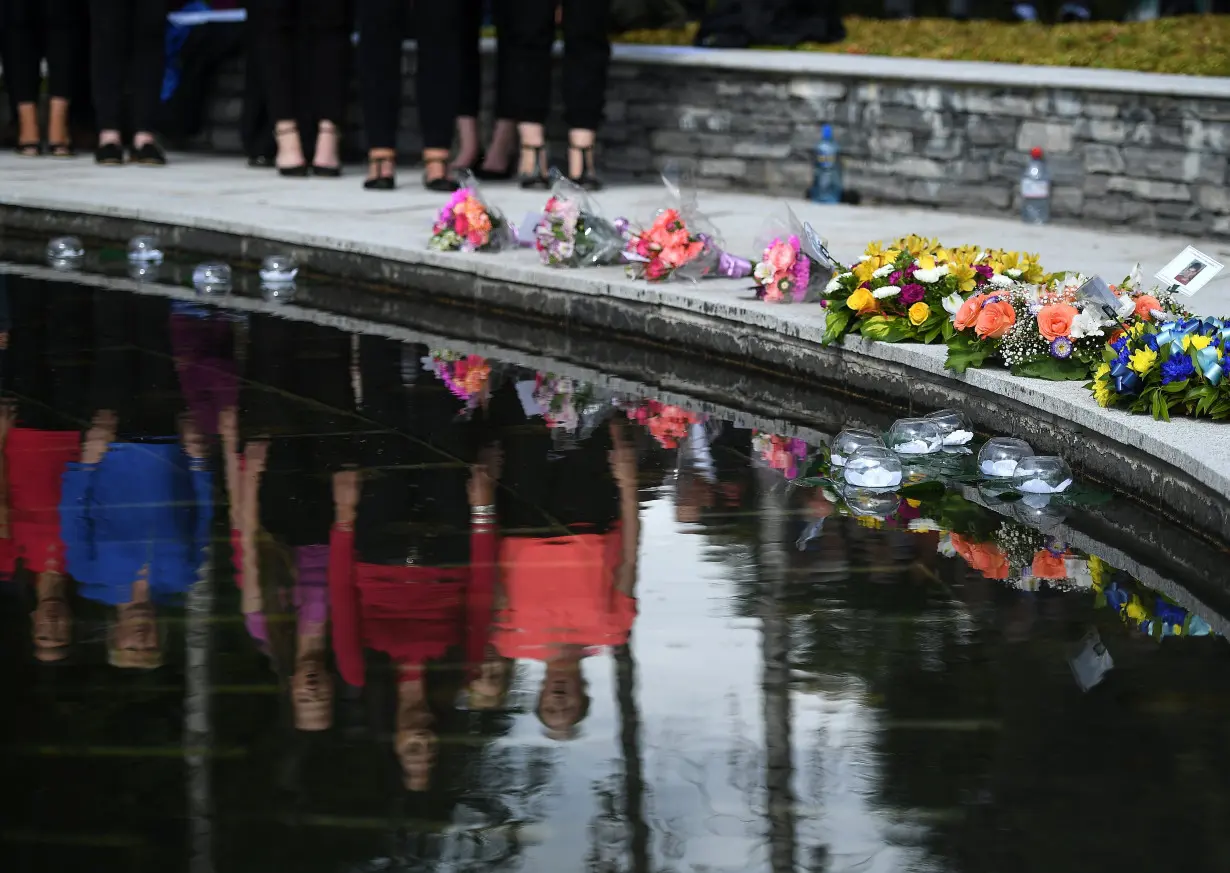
[
  {"xmin": 872, "ymin": 285, "xmax": 901, "ymax": 299},
  {"xmin": 1069, "ymin": 308, "xmax": 1107, "ymax": 339},
  {"xmin": 990, "ymin": 273, "xmax": 1014, "ymax": 288},
  {"xmin": 824, "ymin": 273, "xmax": 845, "ymax": 294},
  {"xmin": 1006, "ymin": 267, "xmax": 1023, "ymax": 278},
  {"xmin": 941, "ymin": 291, "xmax": 964, "ymax": 316},
  {"xmin": 913, "ymin": 265, "xmax": 949, "ymax": 284},
  {"xmin": 872, "ymin": 263, "xmax": 895, "ymax": 279},
  {"xmin": 754, "ymin": 262, "xmax": 776, "ymax": 285},
  {"xmin": 908, "ymin": 518, "xmax": 941, "ymax": 533}
]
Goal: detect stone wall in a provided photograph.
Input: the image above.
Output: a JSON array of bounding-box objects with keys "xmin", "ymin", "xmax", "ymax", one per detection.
[{"xmin": 193, "ymin": 46, "xmax": 1230, "ymax": 237}]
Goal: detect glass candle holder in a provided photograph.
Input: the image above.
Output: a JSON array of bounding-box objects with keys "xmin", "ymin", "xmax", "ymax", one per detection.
[
  {"xmin": 192, "ymin": 262, "xmax": 232, "ymax": 294},
  {"xmin": 831, "ymin": 428, "xmax": 884, "ymax": 468},
  {"xmin": 1012, "ymin": 456, "xmax": 1073, "ymax": 494},
  {"xmin": 887, "ymin": 418, "xmax": 944, "ymax": 456},
  {"xmin": 127, "ymin": 235, "xmax": 163, "ymax": 263},
  {"xmin": 924, "ymin": 408, "xmax": 974, "ymax": 447},
  {"xmin": 46, "ymin": 236, "xmax": 84, "ymax": 266},
  {"xmin": 841, "ymin": 446, "xmax": 903, "ymax": 490},
  {"xmin": 844, "ymin": 486, "xmax": 902, "ymax": 519},
  {"xmin": 259, "ymin": 254, "xmax": 299, "ymax": 283},
  {"xmin": 978, "ymin": 437, "xmax": 1034, "ymax": 478}
]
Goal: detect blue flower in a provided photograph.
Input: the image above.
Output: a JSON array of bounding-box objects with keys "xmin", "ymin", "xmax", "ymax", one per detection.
[
  {"xmin": 1049, "ymin": 337, "xmax": 1073, "ymax": 359},
  {"xmin": 1104, "ymin": 583, "xmax": 1129, "ymax": 613},
  {"xmin": 1155, "ymin": 599, "xmax": 1187, "ymax": 627},
  {"xmin": 1160, "ymin": 354, "xmax": 1194, "ymax": 385},
  {"xmin": 1111, "ymin": 336, "xmax": 1128, "ymax": 355},
  {"xmin": 1144, "ymin": 333, "xmax": 1160, "ymax": 352}
]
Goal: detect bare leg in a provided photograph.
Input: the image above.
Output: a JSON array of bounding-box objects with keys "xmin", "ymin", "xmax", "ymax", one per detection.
[
  {"xmin": 452, "ymin": 115, "xmax": 480, "ymax": 169},
  {"xmin": 16, "ymin": 103, "xmax": 39, "ymax": 149},
  {"xmin": 517, "ymin": 121, "xmax": 547, "ymax": 177},
  {"xmin": 481, "ymin": 118, "xmax": 517, "ymax": 174}
]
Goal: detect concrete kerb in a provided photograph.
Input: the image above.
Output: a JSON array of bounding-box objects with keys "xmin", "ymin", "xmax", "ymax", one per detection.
[{"xmin": 1, "ymin": 196, "xmax": 1228, "ymax": 544}]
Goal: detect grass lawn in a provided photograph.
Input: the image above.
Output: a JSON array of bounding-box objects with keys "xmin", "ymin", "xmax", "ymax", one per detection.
[{"xmin": 614, "ymin": 15, "xmax": 1230, "ymax": 77}]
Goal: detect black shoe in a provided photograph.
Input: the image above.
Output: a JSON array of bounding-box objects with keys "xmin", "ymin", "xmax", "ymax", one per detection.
[
  {"xmin": 274, "ymin": 122, "xmax": 307, "ymax": 177},
  {"xmin": 48, "ymin": 142, "xmax": 76, "ymax": 159},
  {"xmin": 363, "ymin": 155, "xmax": 396, "ymax": 191},
  {"xmin": 312, "ymin": 164, "xmax": 342, "ymax": 178},
  {"xmin": 473, "ymin": 155, "xmax": 515, "ymax": 182},
  {"xmin": 130, "ymin": 141, "xmax": 167, "ymax": 166},
  {"xmin": 517, "ymin": 145, "xmax": 549, "ymax": 190},
  {"xmin": 95, "ymin": 142, "xmax": 124, "ymax": 165},
  {"xmin": 567, "ymin": 144, "xmax": 602, "ymax": 192},
  {"xmin": 16, "ymin": 142, "xmax": 42, "ymax": 158},
  {"xmin": 279, "ymin": 165, "xmax": 309, "ymax": 177}
]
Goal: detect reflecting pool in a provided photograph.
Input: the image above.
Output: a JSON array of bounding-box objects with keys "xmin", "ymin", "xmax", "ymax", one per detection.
[{"xmin": 2, "ymin": 259, "xmax": 1230, "ymax": 873}]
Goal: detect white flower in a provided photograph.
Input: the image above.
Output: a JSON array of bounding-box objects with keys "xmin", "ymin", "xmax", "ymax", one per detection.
[
  {"xmin": 941, "ymin": 292, "xmax": 964, "ymax": 317},
  {"xmin": 1116, "ymin": 295, "xmax": 1136, "ymax": 318},
  {"xmin": 825, "ymin": 272, "xmax": 847, "ymax": 294},
  {"xmin": 1060, "ymin": 273, "xmax": 1086, "ymax": 294},
  {"xmin": 1128, "ymin": 262, "xmax": 1143, "ymax": 291},
  {"xmin": 1006, "ymin": 268, "xmax": 1023, "ymax": 278},
  {"xmin": 1017, "ymin": 477, "xmax": 1072, "ymax": 494},
  {"xmin": 858, "ymin": 254, "xmax": 874, "ymax": 262},
  {"xmin": 937, "ymin": 533, "xmax": 957, "ymax": 558},
  {"xmin": 943, "ymin": 429, "xmax": 973, "ymax": 447},
  {"xmin": 872, "ymin": 285, "xmax": 901, "ymax": 299},
  {"xmin": 990, "ymin": 273, "xmax": 1014, "ymax": 288},
  {"xmin": 908, "ymin": 518, "xmax": 941, "ymax": 533},
  {"xmin": 754, "ymin": 262, "xmax": 776, "ymax": 285},
  {"xmin": 872, "ymin": 263, "xmax": 895, "ymax": 279},
  {"xmin": 913, "ymin": 265, "xmax": 949, "ymax": 284},
  {"xmin": 555, "ymin": 241, "xmax": 575, "ymax": 260},
  {"xmin": 1068, "ymin": 308, "xmax": 1107, "ymax": 339}
]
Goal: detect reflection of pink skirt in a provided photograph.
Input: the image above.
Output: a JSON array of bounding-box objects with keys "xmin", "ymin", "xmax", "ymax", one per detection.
[
  {"xmin": 243, "ymin": 544, "xmax": 331, "ymax": 644},
  {"xmin": 170, "ymin": 314, "xmax": 238, "ymax": 436}
]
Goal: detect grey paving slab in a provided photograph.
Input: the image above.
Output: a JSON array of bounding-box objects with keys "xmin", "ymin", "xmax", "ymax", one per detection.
[{"xmin": 2, "ymin": 152, "xmax": 1229, "ymax": 509}]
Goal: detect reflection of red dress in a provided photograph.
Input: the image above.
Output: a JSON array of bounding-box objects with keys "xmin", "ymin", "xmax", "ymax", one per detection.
[
  {"xmin": 328, "ymin": 525, "xmax": 496, "ymax": 686},
  {"xmin": 1, "ymin": 429, "xmax": 80, "ymax": 575}
]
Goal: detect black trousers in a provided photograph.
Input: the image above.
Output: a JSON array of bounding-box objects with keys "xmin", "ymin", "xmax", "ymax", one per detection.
[
  {"xmin": 261, "ymin": 0, "xmax": 351, "ymax": 126},
  {"xmin": 4, "ymin": 0, "xmax": 82, "ymax": 104},
  {"xmin": 503, "ymin": 0, "xmax": 611, "ymax": 131},
  {"xmin": 359, "ymin": 0, "xmax": 462, "ymax": 151},
  {"xmin": 87, "ymin": 0, "xmax": 165, "ymax": 133},
  {"xmin": 458, "ymin": 0, "xmax": 511, "ymax": 120},
  {"xmin": 242, "ymin": 16, "xmax": 276, "ymax": 159}
]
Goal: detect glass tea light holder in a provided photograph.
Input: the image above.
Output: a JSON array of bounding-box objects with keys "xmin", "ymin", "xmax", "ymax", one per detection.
[
  {"xmin": 887, "ymin": 418, "xmax": 944, "ymax": 456},
  {"xmin": 259, "ymin": 254, "xmax": 299, "ymax": 284},
  {"xmin": 831, "ymin": 428, "xmax": 884, "ymax": 468},
  {"xmin": 1012, "ymin": 456, "xmax": 1073, "ymax": 494},
  {"xmin": 924, "ymin": 408, "xmax": 974, "ymax": 448},
  {"xmin": 127, "ymin": 235, "xmax": 164, "ymax": 263},
  {"xmin": 841, "ymin": 446, "xmax": 903, "ymax": 490},
  {"xmin": 46, "ymin": 236, "xmax": 84, "ymax": 269},
  {"xmin": 193, "ymin": 262, "xmax": 232, "ymax": 294},
  {"xmin": 978, "ymin": 437, "xmax": 1034, "ymax": 479},
  {"xmin": 844, "ymin": 486, "xmax": 903, "ymax": 519}
]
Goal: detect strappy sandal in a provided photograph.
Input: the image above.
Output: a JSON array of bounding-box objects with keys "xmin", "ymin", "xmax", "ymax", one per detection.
[
  {"xmin": 15, "ymin": 142, "xmax": 42, "ymax": 157},
  {"xmin": 364, "ymin": 153, "xmax": 396, "ymax": 191},
  {"xmin": 48, "ymin": 142, "xmax": 76, "ymax": 159},
  {"xmin": 518, "ymin": 144, "xmax": 549, "ymax": 190},
  {"xmin": 311, "ymin": 120, "xmax": 341, "ymax": 177},
  {"xmin": 275, "ymin": 121, "xmax": 307, "ymax": 177},
  {"xmin": 422, "ymin": 156, "xmax": 459, "ymax": 192},
  {"xmin": 567, "ymin": 143, "xmax": 602, "ymax": 191}
]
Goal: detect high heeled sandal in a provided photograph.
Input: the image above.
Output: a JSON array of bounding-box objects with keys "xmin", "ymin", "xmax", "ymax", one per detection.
[
  {"xmin": 422, "ymin": 156, "xmax": 460, "ymax": 192},
  {"xmin": 48, "ymin": 142, "xmax": 76, "ymax": 159},
  {"xmin": 275, "ymin": 122, "xmax": 308, "ymax": 177},
  {"xmin": 473, "ymin": 148, "xmax": 516, "ymax": 182},
  {"xmin": 518, "ymin": 145, "xmax": 549, "ymax": 190},
  {"xmin": 567, "ymin": 144, "xmax": 602, "ymax": 192},
  {"xmin": 312, "ymin": 121, "xmax": 342, "ymax": 177},
  {"xmin": 15, "ymin": 141, "xmax": 42, "ymax": 157},
  {"xmin": 364, "ymin": 154, "xmax": 396, "ymax": 191}
]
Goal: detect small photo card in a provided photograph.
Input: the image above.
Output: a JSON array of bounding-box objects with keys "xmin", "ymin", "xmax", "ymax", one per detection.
[{"xmin": 1155, "ymin": 246, "xmax": 1224, "ymax": 297}]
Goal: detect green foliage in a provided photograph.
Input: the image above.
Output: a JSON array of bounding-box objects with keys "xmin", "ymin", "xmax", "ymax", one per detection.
[{"xmin": 944, "ymin": 333, "xmax": 996, "ymax": 374}]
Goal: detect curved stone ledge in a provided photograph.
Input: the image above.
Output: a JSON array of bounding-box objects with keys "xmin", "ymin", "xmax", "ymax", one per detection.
[{"xmin": 1, "ymin": 196, "xmax": 1228, "ymax": 549}]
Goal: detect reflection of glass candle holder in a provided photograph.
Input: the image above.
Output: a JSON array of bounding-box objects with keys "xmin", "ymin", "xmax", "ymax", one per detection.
[
  {"xmin": 46, "ymin": 236, "xmax": 85, "ymax": 269},
  {"xmin": 978, "ymin": 437, "xmax": 1034, "ymax": 478},
  {"xmin": 127, "ymin": 261, "xmax": 160, "ymax": 282},
  {"xmin": 1012, "ymin": 456, "xmax": 1072, "ymax": 494},
  {"xmin": 260, "ymin": 254, "xmax": 299, "ymax": 283},
  {"xmin": 262, "ymin": 281, "xmax": 297, "ymax": 302},
  {"xmin": 127, "ymin": 235, "xmax": 164, "ymax": 263},
  {"xmin": 842, "ymin": 446, "xmax": 903, "ymax": 489},
  {"xmin": 193, "ymin": 262, "xmax": 232, "ymax": 294},
  {"xmin": 924, "ymin": 408, "xmax": 974, "ymax": 447},
  {"xmin": 844, "ymin": 486, "xmax": 902, "ymax": 518},
  {"xmin": 831, "ymin": 428, "xmax": 884, "ymax": 468},
  {"xmin": 887, "ymin": 418, "xmax": 943, "ymax": 456},
  {"xmin": 1013, "ymin": 494, "xmax": 1069, "ymax": 531}
]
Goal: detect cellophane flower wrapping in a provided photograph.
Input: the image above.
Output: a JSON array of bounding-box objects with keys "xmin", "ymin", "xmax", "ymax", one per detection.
[
  {"xmin": 421, "ymin": 350, "xmax": 493, "ymax": 416},
  {"xmin": 750, "ymin": 206, "xmax": 837, "ymax": 304},
  {"xmin": 535, "ymin": 175, "xmax": 624, "ymax": 268},
  {"xmin": 623, "ymin": 166, "xmax": 751, "ymax": 283},
  {"xmin": 428, "ymin": 171, "xmax": 513, "ymax": 253}
]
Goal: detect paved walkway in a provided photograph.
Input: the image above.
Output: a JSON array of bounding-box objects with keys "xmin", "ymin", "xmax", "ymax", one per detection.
[{"xmin": 3, "ymin": 152, "xmax": 1229, "ymax": 315}]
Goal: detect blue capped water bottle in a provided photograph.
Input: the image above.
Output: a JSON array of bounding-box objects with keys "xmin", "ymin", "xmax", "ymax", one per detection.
[{"xmin": 810, "ymin": 124, "xmax": 842, "ymax": 204}]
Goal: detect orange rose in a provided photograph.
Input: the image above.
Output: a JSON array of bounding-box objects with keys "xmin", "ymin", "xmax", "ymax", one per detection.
[
  {"xmin": 1030, "ymin": 550, "xmax": 1068, "ymax": 580},
  {"xmin": 1133, "ymin": 295, "xmax": 1162, "ymax": 322},
  {"xmin": 1036, "ymin": 303, "xmax": 1078, "ymax": 341},
  {"xmin": 950, "ymin": 534, "xmax": 1010, "ymax": 580},
  {"xmin": 974, "ymin": 300, "xmax": 1016, "ymax": 340},
  {"xmin": 953, "ymin": 294, "xmax": 987, "ymax": 332}
]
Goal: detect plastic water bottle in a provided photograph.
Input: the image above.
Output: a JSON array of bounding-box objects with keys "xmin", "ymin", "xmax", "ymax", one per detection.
[
  {"xmin": 810, "ymin": 124, "xmax": 842, "ymax": 204},
  {"xmin": 1020, "ymin": 146, "xmax": 1051, "ymax": 225}
]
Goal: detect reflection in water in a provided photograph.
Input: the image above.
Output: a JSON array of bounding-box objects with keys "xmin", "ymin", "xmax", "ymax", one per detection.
[{"xmin": 2, "ymin": 268, "xmax": 1230, "ymax": 873}]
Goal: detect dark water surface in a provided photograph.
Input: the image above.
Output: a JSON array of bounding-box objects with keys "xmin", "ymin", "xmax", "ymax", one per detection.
[{"xmin": 3, "ymin": 259, "xmax": 1230, "ymax": 873}]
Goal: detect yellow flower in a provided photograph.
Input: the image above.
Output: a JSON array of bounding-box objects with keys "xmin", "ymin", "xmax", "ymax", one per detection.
[
  {"xmin": 1129, "ymin": 321, "xmax": 1146, "ymax": 338},
  {"xmin": 949, "ymin": 262, "xmax": 977, "ymax": 293},
  {"xmin": 863, "ymin": 241, "xmax": 892, "ymax": 261},
  {"xmin": 1125, "ymin": 595, "xmax": 1147, "ymax": 622},
  {"xmin": 914, "ymin": 253, "xmax": 938, "ymax": 271},
  {"xmin": 908, "ymin": 302, "xmax": 931, "ymax": 326},
  {"xmin": 1128, "ymin": 348, "xmax": 1158, "ymax": 374},
  {"xmin": 1088, "ymin": 555, "xmax": 1109, "ymax": 589},
  {"xmin": 895, "ymin": 235, "xmax": 934, "ymax": 257},
  {"xmin": 1173, "ymin": 624, "xmax": 1183, "ymax": 636},
  {"xmin": 1019, "ymin": 254, "xmax": 1045, "ymax": 283},
  {"xmin": 1183, "ymin": 334, "xmax": 1212, "ymax": 352},
  {"xmin": 846, "ymin": 287, "xmax": 878, "ymax": 313},
  {"xmin": 853, "ymin": 259, "xmax": 881, "ymax": 284},
  {"xmin": 905, "ymin": 498, "xmax": 922, "ymax": 508}
]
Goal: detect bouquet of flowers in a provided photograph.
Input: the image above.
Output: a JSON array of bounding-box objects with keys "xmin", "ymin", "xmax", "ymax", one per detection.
[
  {"xmin": 428, "ymin": 171, "xmax": 512, "ymax": 253},
  {"xmin": 1090, "ymin": 556, "xmax": 1215, "ymax": 640},
  {"xmin": 749, "ymin": 205, "xmax": 838, "ymax": 304},
  {"xmin": 752, "ymin": 433, "xmax": 812, "ymax": 479},
  {"xmin": 528, "ymin": 373, "xmax": 613, "ymax": 440},
  {"xmin": 821, "ymin": 237, "xmax": 1048, "ymax": 346},
  {"xmin": 534, "ymin": 174, "xmax": 625, "ymax": 268},
  {"xmin": 1089, "ymin": 314, "xmax": 1230, "ymax": 420},
  {"xmin": 422, "ymin": 350, "xmax": 492, "ymax": 415},
  {"xmin": 622, "ymin": 398, "xmax": 704, "ymax": 449},
  {"xmin": 623, "ymin": 166, "xmax": 751, "ymax": 283}
]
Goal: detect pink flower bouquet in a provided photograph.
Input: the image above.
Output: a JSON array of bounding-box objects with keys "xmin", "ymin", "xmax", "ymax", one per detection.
[
  {"xmin": 535, "ymin": 175, "xmax": 624, "ymax": 268},
  {"xmin": 751, "ymin": 206, "xmax": 837, "ymax": 304},
  {"xmin": 428, "ymin": 172, "xmax": 512, "ymax": 253},
  {"xmin": 422, "ymin": 350, "xmax": 493, "ymax": 414}
]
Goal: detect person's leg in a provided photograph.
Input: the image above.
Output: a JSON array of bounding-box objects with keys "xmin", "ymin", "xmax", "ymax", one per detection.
[
  {"xmin": 452, "ymin": 0, "xmax": 482, "ymax": 170},
  {"xmin": 241, "ymin": 4, "xmax": 275, "ymax": 163},
  {"xmin": 129, "ymin": 0, "xmax": 168, "ymax": 157},
  {"xmin": 357, "ymin": 0, "xmax": 404, "ymax": 185},
  {"xmin": 413, "ymin": 0, "xmax": 464, "ymax": 188},
  {"xmin": 561, "ymin": 0, "xmax": 611, "ymax": 185},
  {"xmin": 87, "ymin": 0, "xmax": 129, "ymax": 158},
  {"xmin": 264, "ymin": 0, "xmax": 306, "ymax": 172},
  {"xmin": 44, "ymin": 0, "xmax": 80, "ymax": 154},
  {"xmin": 303, "ymin": 0, "xmax": 350, "ymax": 172},
  {"xmin": 501, "ymin": 0, "xmax": 553, "ymax": 182},
  {"xmin": 480, "ymin": 0, "xmax": 516, "ymax": 175},
  {"xmin": 6, "ymin": 0, "xmax": 43, "ymax": 150}
]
